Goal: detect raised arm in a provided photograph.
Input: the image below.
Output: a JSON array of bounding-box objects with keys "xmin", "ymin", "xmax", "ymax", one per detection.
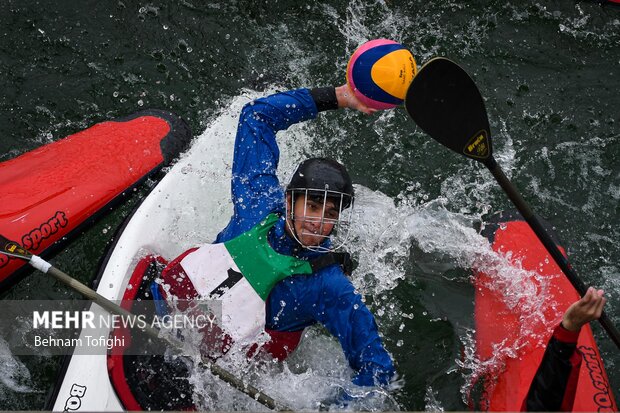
[
  {"xmin": 522, "ymin": 288, "xmax": 607, "ymax": 411},
  {"xmin": 217, "ymin": 85, "xmax": 373, "ymax": 241},
  {"xmin": 228, "ymin": 89, "xmax": 318, "ymax": 230}
]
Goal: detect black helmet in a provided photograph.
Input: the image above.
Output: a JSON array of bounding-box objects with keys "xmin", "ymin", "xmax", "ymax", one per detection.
[{"xmin": 286, "ymin": 158, "xmax": 354, "ymax": 209}]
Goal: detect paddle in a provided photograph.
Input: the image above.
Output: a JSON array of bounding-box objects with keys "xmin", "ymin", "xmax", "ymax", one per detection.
[
  {"xmin": 0, "ymin": 234, "xmax": 287, "ymax": 410},
  {"xmin": 404, "ymin": 57, "xmax": 620, "ymax": 350}
]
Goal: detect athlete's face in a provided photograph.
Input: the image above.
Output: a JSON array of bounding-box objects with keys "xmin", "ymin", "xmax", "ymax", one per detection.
[{"xmin": 286, "ymin": 193, "xmax": 339, "ymax": 247}]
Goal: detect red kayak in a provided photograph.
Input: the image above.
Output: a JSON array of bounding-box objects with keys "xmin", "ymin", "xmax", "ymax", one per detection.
[
  {"xmin": 473, "ymin": 211, "xmax": 617, "ymax": 411},
  {"xmin": 0, "ymin": 110, "xmax": 191, "ymax": 290}
]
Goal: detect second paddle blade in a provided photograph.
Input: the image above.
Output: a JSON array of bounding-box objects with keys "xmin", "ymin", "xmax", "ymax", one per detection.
[{"xmin": 405, "ymin": 57, "xmax": 493, "ymax": 163}]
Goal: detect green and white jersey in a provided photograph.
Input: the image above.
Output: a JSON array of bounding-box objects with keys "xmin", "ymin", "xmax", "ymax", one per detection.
[{"xmin": 179, "ymin": 213, "xmax": 313, "ymax": 344}]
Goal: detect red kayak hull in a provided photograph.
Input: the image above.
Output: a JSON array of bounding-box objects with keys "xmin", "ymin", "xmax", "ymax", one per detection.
[
  {"xmin": 474, "ymin": 211, "xmax": 617, "ymax": 411},
  {"xmin": 0, "ymin": 110, "xmax": 191, "ymax": 290}
]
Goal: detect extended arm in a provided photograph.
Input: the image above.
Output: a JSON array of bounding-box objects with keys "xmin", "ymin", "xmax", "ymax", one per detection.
[
  {"xmin": 267, "ymin": 267, "xmax": 394, "ymax": 386},
  {"xmin": 522, "ymin": 287, "xmax": 606, "ymax": 411},
  {"xmin": 313, "ymin": 270, "xmax": 394, "ymax": 386},
  {"xmin": 217, "ymin": 85, "xmax": 371, "ymax": 241}
]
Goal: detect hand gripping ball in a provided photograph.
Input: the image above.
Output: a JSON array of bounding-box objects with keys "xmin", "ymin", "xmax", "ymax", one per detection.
[{"xmin": 346, "ymin": 39, "xmax": 417, "ymax": 110}]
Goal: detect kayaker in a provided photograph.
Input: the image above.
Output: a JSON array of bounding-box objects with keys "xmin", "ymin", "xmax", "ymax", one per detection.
[
  {"xmin": 523, "ymin": 286, "xmax": 607, "ymax": 411},
  {"xmin": 159, "ymin": 85, "xmax": 395, "ymax": 389}
]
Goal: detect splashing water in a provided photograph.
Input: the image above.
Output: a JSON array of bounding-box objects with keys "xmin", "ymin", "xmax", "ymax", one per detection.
[
  {"xmin": 181, "ymin": 327, "xmax": 401, "ymax": 411},
  {"xmin": 0, "ymin": 337, "xmax": 35, "ymax": 397},
  {"xmin": 348, "ymin": 184, "xmax": 568, "ymax": 408},
  {"xmin": 336, "ymin": 176, "xmax": 567, "ymax": 409}
]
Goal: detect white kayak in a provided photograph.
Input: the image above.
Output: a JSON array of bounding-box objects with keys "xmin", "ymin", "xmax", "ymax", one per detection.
[{"xmin": 47, "ymin": 91, "xmax": 407, "ymax": 412}]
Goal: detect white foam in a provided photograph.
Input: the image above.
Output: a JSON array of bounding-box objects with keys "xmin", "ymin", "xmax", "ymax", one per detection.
[{"xmin": 0, "ymin": 337, "xmax": 35, "ymax": 396}]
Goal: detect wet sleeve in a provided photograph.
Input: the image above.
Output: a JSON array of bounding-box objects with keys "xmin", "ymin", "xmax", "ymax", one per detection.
[
  {"xmin": 313, "ymin": 268, "xmax": 395, "ymax": 386},
  {"xmin": 229, "ymin": 89, "xmax": 319, "ymax": 227},
  {"xmin": 521, "ymin": 323, "xmax": 582, "ymax": 412}
]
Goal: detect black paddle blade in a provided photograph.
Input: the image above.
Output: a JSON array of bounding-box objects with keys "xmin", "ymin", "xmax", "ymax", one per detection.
[
  {"xmin": 405, "ymin": 57, "xmax": 493, "ymax": 163},
  {"xmin": 0, "ymin": 234, "xmax": 31, "ymax": 260}
]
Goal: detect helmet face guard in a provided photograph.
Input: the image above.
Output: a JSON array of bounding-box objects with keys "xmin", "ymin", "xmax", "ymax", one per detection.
[
  {"xmin": 286, "ymin": 158, "xmax": 355, "ymax": 252},
  {"xmin": 285, "ymin": 187, "xmax": 354, "ymax": 252}
]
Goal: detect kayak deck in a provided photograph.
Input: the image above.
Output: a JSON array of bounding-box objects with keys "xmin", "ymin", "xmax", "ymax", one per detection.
[
  {"xmin": 473, "ymin": 211, "xmax": 617, "ymax": 411},
  {"xmin": 0, "ymin": 110, "xmax": 191, "ymax": 290}
]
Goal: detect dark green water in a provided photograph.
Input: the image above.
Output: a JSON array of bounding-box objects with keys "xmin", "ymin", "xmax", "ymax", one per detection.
[{"xmin": 1, "ymin": 0, "xmax": 619, "ymax": 410}]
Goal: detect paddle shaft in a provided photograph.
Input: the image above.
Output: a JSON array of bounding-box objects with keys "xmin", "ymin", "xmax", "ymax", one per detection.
[
  {"xmin": 0, "ymin": 233, "xmax": 284, "ymax": 409},
  {"xmin": 486, "ymin": 158, "xmax": 620, "ymax": 349},
  {"xmin": 36, "ymin": 259, "xmax": 284, "ymax": 410}
]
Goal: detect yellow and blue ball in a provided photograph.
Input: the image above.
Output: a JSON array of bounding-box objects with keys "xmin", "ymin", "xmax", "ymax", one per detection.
[{"xmin": 346, "ymin": 39, "xmax": 417, "ymax": 110}]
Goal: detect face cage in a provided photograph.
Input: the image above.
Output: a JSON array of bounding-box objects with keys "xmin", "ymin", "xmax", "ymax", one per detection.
[{"xmin": 285, "ymin": 188, "xmax": 354, "ymax": 252}]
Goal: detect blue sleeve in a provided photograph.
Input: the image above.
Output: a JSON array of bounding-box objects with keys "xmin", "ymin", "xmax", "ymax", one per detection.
[
  {"xmin": 216, "ymin": 89, "xmax": 319, "ymax": 242},
  {"xmin": 267, "ymin": 267, "xmax": 395, "ymax": 386}
]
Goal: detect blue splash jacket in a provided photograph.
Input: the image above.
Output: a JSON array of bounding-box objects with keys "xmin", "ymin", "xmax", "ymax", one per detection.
[{"xmin": 215, "ymin": 88, "xmax": 395, "ymax": 386}]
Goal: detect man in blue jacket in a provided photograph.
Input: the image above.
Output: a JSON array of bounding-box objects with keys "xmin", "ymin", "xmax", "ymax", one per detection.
[{"xmin": 161, "ymin": 84, "xmax": 395, "ymax": 389}]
